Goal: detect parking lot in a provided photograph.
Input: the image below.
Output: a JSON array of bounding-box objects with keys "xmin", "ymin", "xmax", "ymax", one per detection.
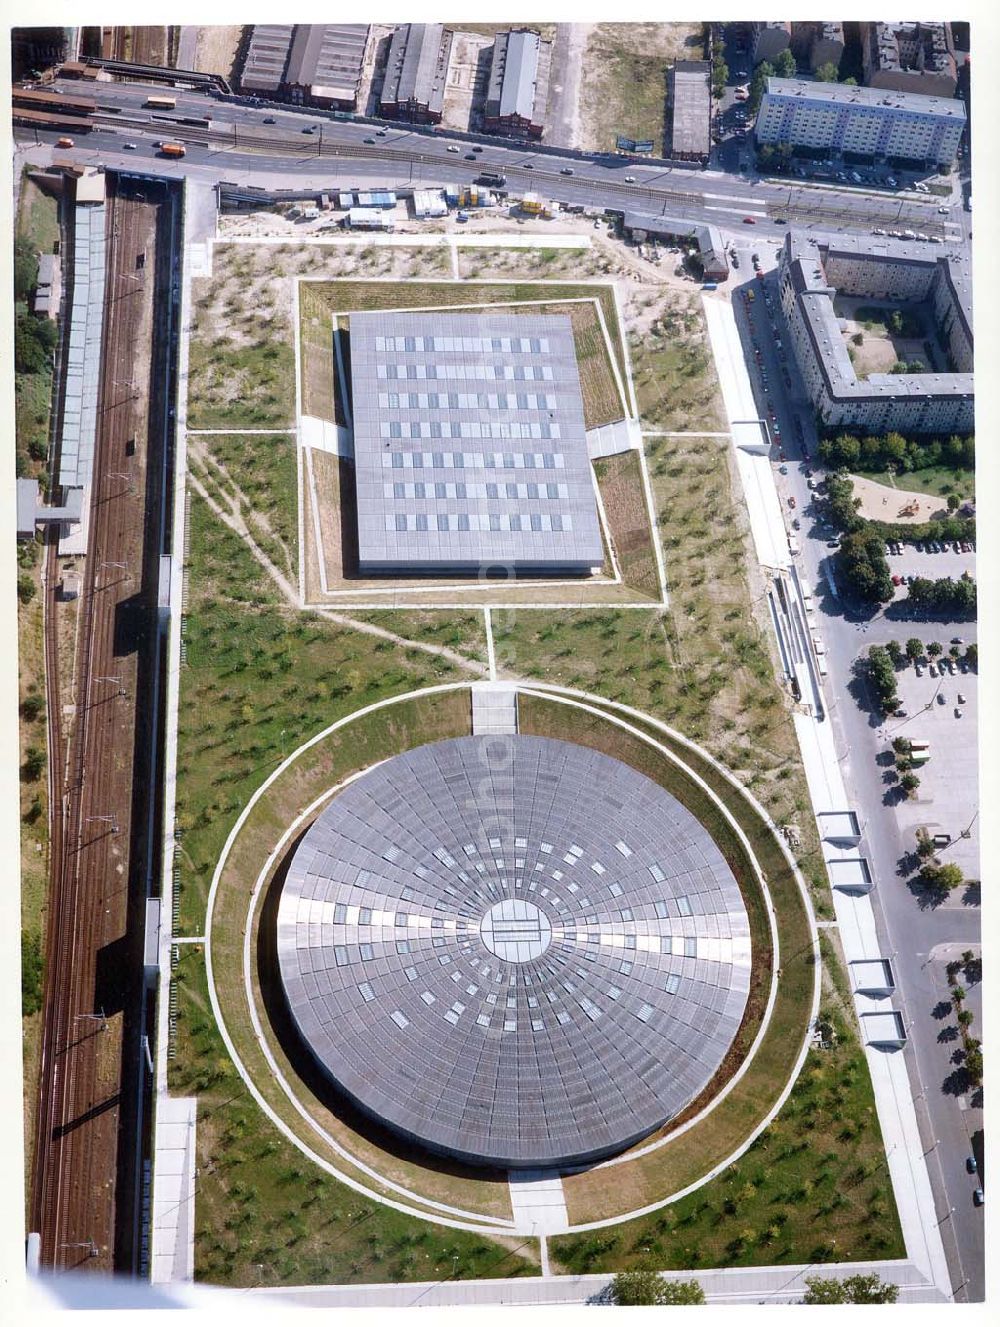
[
  {"xmin": 884, "ymin": 658, "xmax": 979, "ymax": 882},
  {"xmin": 886, "ymin": 544, "xmax": 976, "ymax": 602}
]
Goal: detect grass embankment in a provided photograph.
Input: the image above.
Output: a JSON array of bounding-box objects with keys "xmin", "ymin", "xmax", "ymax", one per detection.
[
  {"xmin": 170, "ymin": 945, "xmax": 536, "ymax": 1287},
  {"xmin": 494, "ymin": 433, "xmax": 829, "ymax": 914},
  {"xmin": 856, "ymin": 465, "xmax": 975, "ymax": 504},
  {"xmin": 579, "ymin": 24, "xmax": 705, "ymax": 155},
  {"xmin": 593, "ymin": 450, "xmax": 660, "ymax": 598},
  {"xmin": 298, "ymin": 279, "xmax": 628, "ymax": 430},
  {"xmin": 175, "ymin": 495, "xmax": 483, "ymax": 935},
  {"xmin": 629, "ymin": 296, "xmax": 727, "ymax": 433}
]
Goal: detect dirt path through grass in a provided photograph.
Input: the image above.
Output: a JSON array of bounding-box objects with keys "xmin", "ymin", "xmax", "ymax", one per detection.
[{"xmin": 186, "ymin": 468, "xmax": 489, "ymax": 677}]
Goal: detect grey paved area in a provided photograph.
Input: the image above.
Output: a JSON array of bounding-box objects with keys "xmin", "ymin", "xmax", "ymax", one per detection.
[
  {"xmin": 276, "ymin": 735, "xmax": 750, "ymax": 1168},
  {"xmin": 889, "ymin": 665, "xmax": 979, "ymax": 880}
]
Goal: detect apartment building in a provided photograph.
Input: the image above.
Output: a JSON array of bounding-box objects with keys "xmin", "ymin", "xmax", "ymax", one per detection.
[
  {"xmin": 861, "ymin": 21, "xmax": 957, "ymax": 98},
  {"xmin": 777, "ymin": 230, "xmax": 973, "ymax": 434},
  {"xmin": 756, "ymin": 77, "xmax": 965, "ymax": 168}
]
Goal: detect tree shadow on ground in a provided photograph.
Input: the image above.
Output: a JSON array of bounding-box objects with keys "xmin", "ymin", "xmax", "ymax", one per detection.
[
  {"xmin": 932, "ymin": 1000, "xmax": 953, "ymax": 1020},
  {"xmin": 962, "ymin": 881, "xmax": 980, "ymax": 907},
  {"xmin": 937, "ymin": 1024, "xmax": 959, "ymax": 1043},
  {"xmin": 906, "ymin": 876, "xmax": 948, "ymax": 910},
  {"xmin": 943, "ymin": 1066, "xmax": 975, "ymax": 1097}
]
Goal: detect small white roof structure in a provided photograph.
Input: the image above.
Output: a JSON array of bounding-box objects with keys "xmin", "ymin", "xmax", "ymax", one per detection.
[
  {"xmin": 827, "ymin": 857, "xmax": 874, "ymax": 893},
  {"xmin": 861, "ymin": 1009, "xmax": 907, "ymax": 1048},
  {"xmin": 818, "ymin": 810, "xmax": 862, "ymax": 846},
  {"xmin": 851, "ymin": 958, "xmax": 895, "ymax": 995}
]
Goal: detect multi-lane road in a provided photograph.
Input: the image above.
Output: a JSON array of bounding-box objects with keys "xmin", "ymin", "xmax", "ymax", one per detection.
[{"xmin": 19, "ymin": 76, "xmax": 966, "ymax": 245}]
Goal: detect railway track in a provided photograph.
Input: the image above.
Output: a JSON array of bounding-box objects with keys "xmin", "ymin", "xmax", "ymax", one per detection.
[{"xmin": 30, "ymin": 180, "xmax": 162, "ymax": 1272}]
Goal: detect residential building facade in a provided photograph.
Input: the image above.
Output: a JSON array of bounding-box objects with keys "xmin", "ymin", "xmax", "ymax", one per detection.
[
  {"xmin": 777, "ymin": 230, "xmax": 973, "ymax": 434},
  {"xmin": 756, "ymin": 77, "xmax": 965, "ymax": 168},
  {"xmin": 861, "ymin": 21, "xmax": 957, "ymax": 98}
]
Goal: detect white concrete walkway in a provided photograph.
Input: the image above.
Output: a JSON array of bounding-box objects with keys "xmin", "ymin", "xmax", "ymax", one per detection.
[
  {"xmin": 793, "ymin": 708, "xmax": 951, "ymax": 1295},
  {"xmin": 471, "ymin": 683, "xmax": 518, "ymax": 734},
  {"xmin": 149, "ymin": 1096, "xmax": 197, "ymax": 1285},
  {"xmin": 702, "ymin": 296, "xmax": 791, "ymax": 571},
  {"xmin": 507, "ymin": 1171, "xmax": 569, "ymax": 1234},
  {"xmin": 247, "ymin": 1258, "xmax": 944, "ymax": 1306}
]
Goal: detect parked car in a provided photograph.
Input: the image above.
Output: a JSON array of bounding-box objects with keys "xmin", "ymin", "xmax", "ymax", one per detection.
[
  {"xmin": 957, "ymin": 693, "xmax": 966, "ymax": 705},
  {"xmin": 955, "ymin": 707, "xmax": 964, "ymax": 719},
  {"xmin": 937, "ymin": 693, "xmax": 946, "ymax": 705},
  {"xmin": 892, "ymin": 574, "xmax": 902, "ymax": 587},
  {"xmin": 973, "ymin": 1187, "xmax": 984, "ymax": 1205},
  {"xmin": 966, "ymin": 1157, "xmax": 978, "ymax": 1174},
  {"xmin": 951, "ymin": 637, "xmax": 965, "ymax": 645}
]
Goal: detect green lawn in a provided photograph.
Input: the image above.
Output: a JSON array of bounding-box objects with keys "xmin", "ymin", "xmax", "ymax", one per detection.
[
  {"xmin": 628, "ymin": 302, "xmax": 727, "ymax": 433},
  {"xmin": 856, "ymin": 465, "xmax": 975, "ymax": 504},
  {"xmin": 188, "ymin": 432, "xmax": 298, "ymax": 582},
  {"xmin": 175, "ymin": 495, "xmax": 482, "ymax": 934},
  {"xmin": 186, "ymin": 339, "xmax": 295, "ymax": 430}
]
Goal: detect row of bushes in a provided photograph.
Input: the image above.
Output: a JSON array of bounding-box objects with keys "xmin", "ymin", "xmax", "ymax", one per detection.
[
  {"xmin": 818, "ymin": 431, "xmax": 974, "ymax": 475},
  {"xmin": 906, "ymin": 575, "xmax": 976, "ymax": 617},
  {"xmin": 865, "ymin": 645, "xmax": 898, "ymax": 713}
]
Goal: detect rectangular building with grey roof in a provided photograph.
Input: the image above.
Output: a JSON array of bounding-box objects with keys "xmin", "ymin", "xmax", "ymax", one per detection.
[
  {"xmin": 778, "ymin": 229, "xmax": 973, "ymax": 434},
  {"xmin": 667, "ymin": 61, "xmax": 711, "ymax": 163},
  {"xmin": 379, "ymin": 23, "xmax": 453, "ymax": 124},
  {"xmin": 284, "ymin": 24, "xmax": 370, "ymax": 109},
  {"xmin": 239, "ymin": 24, "xmax": 294, "ymax": 96},
  {"xmin": 484, "ymin": 28, "xmax": 551, "ymax": 140},
  {"xmin": 349, "ymin": 311, "xmax": 604, "ymax": 575}
]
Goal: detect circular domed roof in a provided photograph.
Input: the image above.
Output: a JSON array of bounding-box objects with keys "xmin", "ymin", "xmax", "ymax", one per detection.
[{"xmin": 276, "ymin": 735, "xmax": 752, "ymax": 1169}]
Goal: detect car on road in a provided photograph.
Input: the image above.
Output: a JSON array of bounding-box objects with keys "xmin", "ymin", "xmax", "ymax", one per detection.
[
  {"xmin": 123, "ymin": 142, "xmax": 137, "ymax": 150},
  {"xmin": 364, "ymin": 137, "xmax": 376, "ymax": 143},
  {"xmin": 447, "ymin": 144, "xmax": 459, "ymax": 152},
  {"xmin": 522, "ymin": 162, "xmax": 534, "ymax": 168},
  {"xmin": 938, "ymin": 205, "xmax": 950, "ymax": 214},
  {"xmin": 465, "ymin": 153, "xmax": 477, "ymax": 160},
  {"xmin": 302, "ymin": 126, "xmax": 316, "ymax": 133},
  {"xmin": 262, "ymin": 116, "xmax": 276, "ymax": 124},
  {"xmin": 742, "ymin": 216, "xmax": 756, "ymax": 224},
  {"xmin": 774, "ymin": 217, "xmax": 787, "ymax": 224},
  {"xmin": 951, "ymin": 637, "xmax": 965, "ymax": 645},
  {"xmin": 376, "ymin": 129, "xmax": 387, "ymax": 136},
  {"xmin": 56, "ymin": 136, "xmax": 75, "ymax": 148},
  {"xmin": 472, "ymin": 145, "xmax": 484, "ymax": 152},
  {"xmin": 624, "ymin": 175, "xmax": 636, "ymax": 183},
  {"xmin": 560, "ymin": 167, "xmax": 574, "ymax": 175}
]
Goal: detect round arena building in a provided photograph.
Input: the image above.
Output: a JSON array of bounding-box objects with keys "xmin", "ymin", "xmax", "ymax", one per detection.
[{"xmin": 276, "ymin": 735, "xmax": 752, "ymax": 1169}]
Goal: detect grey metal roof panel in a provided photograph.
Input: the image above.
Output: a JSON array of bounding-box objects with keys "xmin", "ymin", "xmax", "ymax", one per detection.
[
  {"xmin": 382, "ymin": 23, "xmax": 451, "ymax": 114},
  {"xmin": 349, "ymin": 310, "xmax": 604, "ymax": 573},
  {"xmin": 285, "ymin": 24, "xmax": 369, "ymax": 99},
  {"xmin": 277, "ymin": 735, "xmax": 752, "ymax": 1168}
]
